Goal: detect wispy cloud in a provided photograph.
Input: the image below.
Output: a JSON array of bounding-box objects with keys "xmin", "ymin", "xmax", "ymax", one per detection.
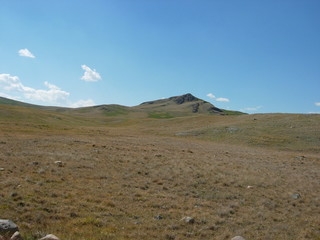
[
  {"xmin": 206, "ymin": 93, "xmax": 216, "ymax": 99},
  {"xmin": 18, "ymin": 48, "xmax": 35, "ymax": 58},
  {"xmin": 69, "ymin": 99, "xmax": 95, "ymax": 108},
  {"xmin": 81, "ymin": 65, "xmax": 101, "ymax": 82},
  {"xmin": 216, "ymin": 97, "xmax": 230, "ymax": 102},
  {"xmin": 241, "ymin": 106, "xmax": 262, "ymax": 112},
  {"xmin": 315, "ymin": 102, "xmax": 320, "ymax": 107},
  {"xmin": 0, "ymin": 74, "xmax": 69, "ymax": 104}
]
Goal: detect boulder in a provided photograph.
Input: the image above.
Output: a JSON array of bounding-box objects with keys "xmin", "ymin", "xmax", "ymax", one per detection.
[
  {"xmin": 0, "ymin": 220, "xmax": 19, "ymax": 238},
  {"xmin": 39, "ymin": 234, "xmax": 60, "ymax": 240}
]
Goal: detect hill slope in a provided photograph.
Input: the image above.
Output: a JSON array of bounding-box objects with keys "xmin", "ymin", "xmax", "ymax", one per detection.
[
  {"xmin": 0, "ymin": 93, "xmax": 243, "ymax": 118},
  {"xmin": 0, "ymin": 104, "xmax": 319, "ymax": 240}
]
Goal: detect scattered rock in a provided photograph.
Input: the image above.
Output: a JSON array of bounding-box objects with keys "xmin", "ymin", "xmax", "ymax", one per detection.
[
  {"xmin": 231, "ymin": 236, "xmax": 246, "ymax": 240},
  {"xmin": 295, "ymin": 156, "xmax": 306, "ymax": 161},
  {"xmin": 54, "ymin": 161, "xmax": 64, "ymax": 167},
  {"xmin": 10, "ymin": 231, "xmax": 23, "ymax": 240},
  {"xmin": 69, "ymin": 212, "xmax": 78, "ymax": 218},
  {"xmin": 181, "ymin": 216, "xmax": 195, "ymax": 224},
  {"xmin": 247, "ymin": 185, "xmax": 253, "ymax": 189},
  {"xmin": 37, "ymin": 169, "xmax": 45, "ymax": 174},
  {"xmin": 0, "ymin": 168, "xmax": 4, "ymax": 171},
  {"xmin": 10, "ymin": 193, "xmax": 18, "ymax": 198},
  {"xmin": 291, "ymin": 193, "xmax": 301, "ymax": 199},
  {"xmin": 154, "ymin": 215, "xmax": 163, "ymax": 220},
  {"xmin": 39, "ymin": 234, "xmax": 60, "ymax": 240},
  {"xmin": 226, "ymin": 127, "xmax": 239, "ymax": 133},
  {"xmin": 0, "ymin": 220, "xmax": 19, "ymax": 238},
  {"xmin": 175, "ymin": 132, "xmax": 190, "ymax": 136}
]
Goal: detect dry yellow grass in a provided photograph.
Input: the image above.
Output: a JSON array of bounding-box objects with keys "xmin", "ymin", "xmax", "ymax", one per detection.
[{"xmin": 0, "ymin": 105, "xmax": 319, "ymax": 240}]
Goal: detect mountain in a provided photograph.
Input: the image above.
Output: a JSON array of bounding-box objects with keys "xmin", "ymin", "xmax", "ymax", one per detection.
[
  {"xmin": 133, "ymin": 93, "xmax": 226, "ymax": 117},
  {"xmin": 0, "ymin": 93, "xmax": 243, "ymax": 118}
]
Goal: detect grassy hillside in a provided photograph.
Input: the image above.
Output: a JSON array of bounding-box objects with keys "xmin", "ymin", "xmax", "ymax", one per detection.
[
  {"xmin": 0, "ymin": 96, "xmax": 41, "ymax": 108},
  {"xmin": 0, "ymin": 102, "xmax": 319, "ymax": 152},
  {"xmin": 0, "ymin": 94, "xmax": 244, "ymax": 118},
  {"xmin": 141, "ymin": 113, "xmax": 320, "ymax": 153},
  {"xmin": 0, "ymin": 100, "xmax": 319, "ymax": 240}
]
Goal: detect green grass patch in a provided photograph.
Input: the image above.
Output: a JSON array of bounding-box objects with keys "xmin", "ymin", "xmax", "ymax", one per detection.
[
  {"xmin": 103, "ymin": 108, "xmax": 129, "ymax": 116},
  {"xmin": 148, "ymin": 112, "xmax": 174, "ymax": 119}
]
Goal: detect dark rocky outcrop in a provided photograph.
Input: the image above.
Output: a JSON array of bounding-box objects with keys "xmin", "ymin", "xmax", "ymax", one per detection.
[
  {"xmin": 170, "ymin": 93, "xmax": 198, "ymax": 104},
  {"xmin": 192, "ymin": 103, "xmax": 200, "ymax": 113},
  {"xmin": 208, "ymin": 106, "xmax": 223, "ymax": 113}
]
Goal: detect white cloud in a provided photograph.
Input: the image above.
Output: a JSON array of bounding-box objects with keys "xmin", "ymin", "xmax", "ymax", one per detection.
[
  {"xmin": 0, "ymin": 73, "xmax": 69, "ymax": 105},
  {"xmin": 81, "ymin": 65, "xmax": 101, "ymax": 82},
  {"xmin": 206, "ymin": 93, "xmax": 216, "ymax": 99},
  {"xmin": 0, "ymin": 73, "xmax": 98, "ymax": 108},
  {"xmin": 315, "ymin": 102, "xmax": 320, "ymax": 107},
  {"xmin": 69, "ymin": 99, "xmax": 95, "ymax": 108},
  {"xmin": 241, "ymin": 106, "xmax": 262, "ymax": 112},
  {"xmin": 18, "ymin": 49, "xmax": 35, "ymax": 58},
  {"xmin": 207, "ymin": 93, "xmax": 229, "ymax": 102},
  {"xmin": 216, "ymin": 97, "xmax": 230, "ymax": 102}
]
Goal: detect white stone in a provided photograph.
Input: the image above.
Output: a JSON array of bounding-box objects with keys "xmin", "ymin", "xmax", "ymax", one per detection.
[
  {"xmin": 39, "ymin": 234, "xmax": 60, "ymax": 240},
  {"xmin": 54, "ymin": 161, "xmax": 64, "ymax": 167},
  {"xmin": 231, "ymin": 236, "xmax": 246, "ymax": 240},
  {"xmin": 10, "ymin": 231, "xmax": 23, "ymax": 240},
  {"xmin": 181, "ymin": 216, "xmax": 195, "ymax": 224}
]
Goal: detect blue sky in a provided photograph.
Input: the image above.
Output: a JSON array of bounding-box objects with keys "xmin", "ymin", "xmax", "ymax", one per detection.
[{"xmin": 0, "ymin": 0, "xmax": 319, "ymax": 113}]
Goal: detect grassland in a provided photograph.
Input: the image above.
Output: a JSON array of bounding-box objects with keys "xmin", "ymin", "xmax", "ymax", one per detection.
[{"xmin": 0, "ymin": 103, "xmax": 319, "ymax": 240}]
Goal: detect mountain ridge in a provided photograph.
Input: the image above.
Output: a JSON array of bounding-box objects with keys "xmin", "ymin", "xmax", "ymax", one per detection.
[{"xmin": 0, "ymin": 93, "xmax": 244, "ymax": 117}]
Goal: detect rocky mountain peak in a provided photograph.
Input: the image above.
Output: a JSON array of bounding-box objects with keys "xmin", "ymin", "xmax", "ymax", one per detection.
[{"xmin": 170, "ymin": 93, "xmax": 199, "ymax": 104}]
